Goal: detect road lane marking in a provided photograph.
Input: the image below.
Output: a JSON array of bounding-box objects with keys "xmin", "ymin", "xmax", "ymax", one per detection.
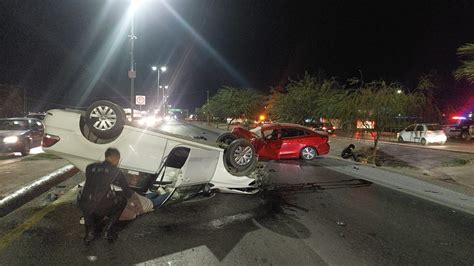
[{"xmin": 0, "ymin": 186, "xmax": 78, "ymax": 254}]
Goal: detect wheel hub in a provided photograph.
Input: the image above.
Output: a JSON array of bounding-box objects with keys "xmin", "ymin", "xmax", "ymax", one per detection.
[
  {"xmin": 90, "ymin": 106, "xmax": 117, "ymax": 131},
  {"xmin": 233, "ymin": 146, "xmax": 253, "ymax": 166}
]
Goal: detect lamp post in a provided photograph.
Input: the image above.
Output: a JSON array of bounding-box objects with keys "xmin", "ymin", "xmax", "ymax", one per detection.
[
  {"xmin": 151, "ymin": 66, "xmax": 167, "ymax": 115},
  {"xmin": 128, "ymin": 1, "xmax": 139, "ymax": 121}
]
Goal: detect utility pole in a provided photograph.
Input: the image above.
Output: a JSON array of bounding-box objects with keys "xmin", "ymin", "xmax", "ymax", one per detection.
[
  {"xmin": 206, "ymin": 90, "xmax": 210, "ymax": 125},
  {"xmin": 23, "ymin": 87, "xmax": 27, "ymax": 115},
  {"xmin": 128, "ymin": 11, "xmax": 137, "ymax": 121}
]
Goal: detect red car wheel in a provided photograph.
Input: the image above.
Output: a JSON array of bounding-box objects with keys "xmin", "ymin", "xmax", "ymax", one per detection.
[{"xmin": 300, "ymin": 146, "xmax": 317, "ymax": 160}]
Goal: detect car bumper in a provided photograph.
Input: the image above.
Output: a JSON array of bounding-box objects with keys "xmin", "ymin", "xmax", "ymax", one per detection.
[
  {"xmin": 426, "ymin": 135, "xmax": 447, "ymax": 143},
  {"xmin": 0, "ymin": 142, "xmax": 23, "ymax": 153},
  {"xmin": 317, "ymin": 142, "xmax": 330, "ymax": 155}
]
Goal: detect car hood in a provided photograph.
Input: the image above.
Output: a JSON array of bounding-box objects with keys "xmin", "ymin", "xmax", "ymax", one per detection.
[{"xmin": 0, "ymin": 130, "xmax": 28, "ymax": 137}]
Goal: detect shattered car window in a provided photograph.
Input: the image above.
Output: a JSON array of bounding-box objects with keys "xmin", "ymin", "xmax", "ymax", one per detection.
[
  {"xmin": 250, "ymin": 127, "xmax": 263, "ymax": 138},
  {"xmin": 263, "ymin": 129, "xmax": 278, "ymax": 140}
]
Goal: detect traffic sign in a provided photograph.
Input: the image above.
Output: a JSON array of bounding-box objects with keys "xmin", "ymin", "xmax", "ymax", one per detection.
[{"xmin": 135, "ymin": 95, "xmax": 146, "ymax": 105}]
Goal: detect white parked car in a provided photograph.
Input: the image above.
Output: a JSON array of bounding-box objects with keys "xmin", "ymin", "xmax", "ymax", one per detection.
[
  {"xmin": 397, "ymin": 123, "xmax": 447, "ymax": 145},
  {"xmin": 42, "ymin": 101, "xmax": 259, "ymax": 200}
]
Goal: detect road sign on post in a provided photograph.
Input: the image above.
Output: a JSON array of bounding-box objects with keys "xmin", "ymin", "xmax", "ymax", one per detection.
[{"xmin": 135, "ymin": 95, "xmax": 146, "ymax": 106}]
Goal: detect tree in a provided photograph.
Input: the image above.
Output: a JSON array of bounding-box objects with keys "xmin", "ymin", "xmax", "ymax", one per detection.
[
  {"xmin": 316, "ymin": 80, "xmax": 425, "ymax": 162},
  {"xmin": 0, "ymin": 85, "xmax": 25, "ymax": 118},
  {"xmin": 269, "ymin": 73, "xmax": 335, "ymax": 123},
  {"xmin": 454, "ymin": 43, "xmax": 474, "ymax": 83},
  {"xmin": 202, "ymin": 87, "xmax": 264, "ymax": 129}
]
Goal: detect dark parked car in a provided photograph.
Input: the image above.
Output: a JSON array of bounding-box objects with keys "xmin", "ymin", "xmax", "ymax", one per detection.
[
  {"xmin": 0, "ymin": 118, "xmax": 44, "ymax": 155},
  {"xmin": 444, "ymin": 119, "xmax": 474, "ymax": 141}
]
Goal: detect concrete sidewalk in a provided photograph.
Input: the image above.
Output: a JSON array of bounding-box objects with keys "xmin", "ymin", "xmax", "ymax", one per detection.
[{"xmin": 0, "ymin": 156, "xmax": 71, "ymax": 200}]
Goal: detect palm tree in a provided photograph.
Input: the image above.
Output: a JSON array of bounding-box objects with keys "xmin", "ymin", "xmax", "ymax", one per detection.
[{"xmin": 454, "ymin": 43, "xmax": 474, "ymax": 83}]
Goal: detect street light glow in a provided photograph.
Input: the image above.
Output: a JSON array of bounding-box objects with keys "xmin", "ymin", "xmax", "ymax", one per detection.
[
  {"xmin": 397, "ymin": 89, "xmax": 402, "ymax": 94},
  {"xmin": 161, "ymin": 66, "xmax": 167, "ymax": 72},
  {"xmin": 151, "ymin": 66, "xmax": 157, "ymax": 71}
]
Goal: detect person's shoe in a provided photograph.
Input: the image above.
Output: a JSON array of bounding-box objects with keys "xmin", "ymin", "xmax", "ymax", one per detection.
[
  {"xmin": 83, "ymin": 231, "xmax": 95, "ymax": 245},
  {"xmin": 104, "ymin": 230, "xmax": 117, "ymax": 243}
]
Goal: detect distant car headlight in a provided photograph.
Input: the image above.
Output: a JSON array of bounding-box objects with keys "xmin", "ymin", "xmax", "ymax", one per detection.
[{"xmin": 3, "ymin": 136, "xmax": 19, "ymax": 144}]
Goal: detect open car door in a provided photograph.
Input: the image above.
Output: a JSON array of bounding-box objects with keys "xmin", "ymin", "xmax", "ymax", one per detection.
[{"xmin": 165, "ymin": 147, "xmax": 218, "ymax": 188}]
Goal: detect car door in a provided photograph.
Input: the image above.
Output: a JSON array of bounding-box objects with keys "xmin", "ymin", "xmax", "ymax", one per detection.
[
  {"xmin": 257, "ymin": 128, "xmax": 282, "ymax": 160},
  {"xmin": 401, "ymin": 125, "xmax": 414, "ymax": 142},
  {"xmin": 413, "ymin": 124, "xmax": 424, "ymax": 143},
  {"xmin": 279, "ymin": 127, "xmax": 306, "ymax": 159}
]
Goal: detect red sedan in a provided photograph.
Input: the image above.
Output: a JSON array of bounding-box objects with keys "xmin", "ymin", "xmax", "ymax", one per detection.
[{"xmin": 218, "ymin": 123, "xmax": 330, "ymax": 161}]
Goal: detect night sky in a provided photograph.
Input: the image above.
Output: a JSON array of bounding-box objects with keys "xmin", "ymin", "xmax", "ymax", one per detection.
[{"xmin": 0, "ymin": 0, "xmax": 473, "ymax": 112}]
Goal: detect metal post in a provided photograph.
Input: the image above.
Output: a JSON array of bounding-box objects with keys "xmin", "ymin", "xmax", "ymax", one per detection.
[
  {"xmin": 156, "ymin": 70, "xmax": 160, "ymax": 113},
  {"xmin": 23, "ymin": 87, "xmax": 27, "ymax": 115},
  {"xmin": 129, "ymin": 11, "xmax": 136, "ymax": 121},
  {"xmin": 206, "ymin": 90, "xmax": 210, "ymax": 124},
  {"xmin": 162, "ymin": 84, "xmax": 166, "ymax": 116}
]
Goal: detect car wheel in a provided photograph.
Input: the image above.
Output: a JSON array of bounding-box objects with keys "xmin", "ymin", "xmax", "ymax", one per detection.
[
  {"xmin": 85, "ymin": 101, "xmax": 124, "ymax": 139},
  {"xmin": 300, "ymin": 146, "xmax": 317, "ymax": 160},
  {"xmin": 21, "ymin": 141, "xmax": 30, "ymax": 156},
  {"xmin": 224, "ymin": 139, "xmax": 257, "ymax": 176},
  {"xmin": 398, "ymin": 136, "xmax": 404, "ymax": 143},
  {"xmin": 420, "ymin": 138, "xmax": 428, "ymax": 146},
  {"xmin": 461, "ymin": 132, "xmax": 471, "ymax": 141},
  {"xmin": 216, "ymin": 132, "xmax": 237, "ymax": 146}
]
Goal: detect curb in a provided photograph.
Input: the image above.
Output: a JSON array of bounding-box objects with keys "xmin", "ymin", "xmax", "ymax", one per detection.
[
  {"xmin": 0, "ymin": 165, "xmax": 79, "ymax": 218},
  {"xmin": 184, "ymin": 121, "xmax": 227, "ymax": 134}
]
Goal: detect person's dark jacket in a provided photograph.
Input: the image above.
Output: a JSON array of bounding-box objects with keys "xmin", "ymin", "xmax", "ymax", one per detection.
[{"xmin": 79, "ymin": 161, "xmax": 132, "ymax": 215}]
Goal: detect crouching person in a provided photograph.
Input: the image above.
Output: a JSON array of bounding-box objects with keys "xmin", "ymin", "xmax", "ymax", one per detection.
[{"xmin": 78, "ymin": 148, "xmax": 132, "ymax": 245}]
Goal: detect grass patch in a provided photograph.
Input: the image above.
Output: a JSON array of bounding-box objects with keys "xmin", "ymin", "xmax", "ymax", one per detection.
[
  {"xmin": 441, "ymin": 158, "xmax": 470, "ymax": 167},
  {"xmin": 22, "ymin": 153, "xmax": 61, "ymax": 161}
]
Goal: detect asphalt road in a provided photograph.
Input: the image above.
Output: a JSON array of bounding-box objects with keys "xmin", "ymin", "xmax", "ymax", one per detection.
[{"xmin": 0, "ymin": 120, "xmax": 473, "ymax": 265}]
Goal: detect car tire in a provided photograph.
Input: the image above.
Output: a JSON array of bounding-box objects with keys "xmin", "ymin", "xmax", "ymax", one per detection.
[
  {"xmin": 420, "ymin": 138, "xmax": 428, "ymax": 146},
  {"xmin": 85, "ymin": 101, "xmax": 124, "ymax": 139},
  {"xmin": 216, "ymin": 132, "xmax": 237, "ymax": 146},
  {"xmin": 461, "ymin": 132, "xmax": 471, "ymax": 141},
  {"xmin": 398, "ymin": 136, "xmax": 404, "ymax": 143},
  {"xmin": 21, "ymin": 141, "xmax": 30, "ymax": 156},
  {"xmin": 224, "ymin": 139, "xmax": 257, "ymax": 176},
  {"xmin": 300, "ymin": 146, "xmax": 317, "ymax": 160}
]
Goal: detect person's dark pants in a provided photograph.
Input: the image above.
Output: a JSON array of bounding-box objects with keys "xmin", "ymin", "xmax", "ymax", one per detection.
[
  {"xmin": 145, "ymin": 192, "xmax": 170, "ymax": 208},
  {"xmin": 83, "ymin": 196, "xmax": 127, "ymax": 242}
]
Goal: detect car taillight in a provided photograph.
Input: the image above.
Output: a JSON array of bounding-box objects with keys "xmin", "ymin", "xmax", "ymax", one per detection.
[{"xmin": 42, "ymin": 134, "xmax": 60, "ymax": 147}]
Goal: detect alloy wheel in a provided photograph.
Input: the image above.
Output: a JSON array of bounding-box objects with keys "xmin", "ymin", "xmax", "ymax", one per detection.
[
  {"xmin": 302, "ymin": 147, "xmax": 316, "ymax": 160},
  {"xmin": 232, "ymin": 145, "xmax": 253, "ymax": 166},
  {"xmin": 89, "ymin": 106, "xmax": 117, "ymax": 131}
]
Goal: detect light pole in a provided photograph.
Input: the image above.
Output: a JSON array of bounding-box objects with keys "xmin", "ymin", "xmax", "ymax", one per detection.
[
  {"xmin": 160, "ymin": 85, "xmax": 169, "ymax": 115},
  {"xmin": 152, "ymin": 65, "xmax": 167, "ymax": 115},
  {"xmin": 128, "ymin": 1, "xmax": 139, "ymax": 121}
]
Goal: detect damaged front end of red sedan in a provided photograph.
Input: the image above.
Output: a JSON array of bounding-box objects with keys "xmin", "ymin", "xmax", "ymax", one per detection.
[{"xmin": 218, "ymin": 123, "xmax": 330, "ymax": 161}]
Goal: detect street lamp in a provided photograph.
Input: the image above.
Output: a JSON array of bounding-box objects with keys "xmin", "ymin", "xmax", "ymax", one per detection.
[
  {"xmin": 151, "ymin": 65, "xmax": 167, "ymax": 114},
  {"xmin": 397, "ymin": 89, "xmax": 403, "ymax": 94},
  {"xmin": 128, "ymin": 0, "xmax": 141, "ymax": 121}
]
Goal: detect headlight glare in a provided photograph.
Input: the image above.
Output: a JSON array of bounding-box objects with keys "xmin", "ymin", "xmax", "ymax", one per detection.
[{"xmin": 3, "ymin": 136, "xmax": 19, "ymax": 144}]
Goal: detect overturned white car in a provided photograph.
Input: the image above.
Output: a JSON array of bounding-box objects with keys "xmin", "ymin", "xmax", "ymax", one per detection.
[{"xmin": 42, "ymin": 101, "xmax": 259, "ymax": 199}]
